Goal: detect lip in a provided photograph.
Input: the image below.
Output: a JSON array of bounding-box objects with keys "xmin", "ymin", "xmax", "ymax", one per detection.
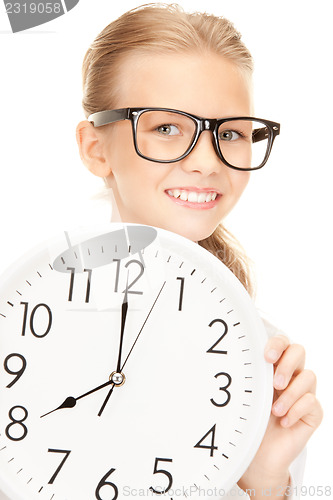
[{"xmin": 165, "ymin": 187, "xmax": 222, "ymax": 210}]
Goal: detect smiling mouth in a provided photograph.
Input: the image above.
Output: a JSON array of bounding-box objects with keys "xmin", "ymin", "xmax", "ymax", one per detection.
[{"xmin": 166, "ymin": 189, "xmax": 220, "ymax": 204}]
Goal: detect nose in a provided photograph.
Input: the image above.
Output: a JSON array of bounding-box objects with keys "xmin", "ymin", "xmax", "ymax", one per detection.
[{"xmin": 180, "ymin": 130, "xmax": 222, "ymax": 176}]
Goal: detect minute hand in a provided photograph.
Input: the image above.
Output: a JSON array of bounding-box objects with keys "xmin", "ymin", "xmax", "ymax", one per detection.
[
  {"xmin": 97, "ymin": 280, "xmax": 166, "ymax": 417},
  {"xmin": 116, "ymin": 272, "xmax": 129, "ymax": 373},
  {"xmin": 120, "ymin": 280, "xmax": 166, "ymax": 372}
]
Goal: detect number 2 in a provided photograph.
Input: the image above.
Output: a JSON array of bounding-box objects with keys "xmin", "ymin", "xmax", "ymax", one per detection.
[{"xmin": 207, "ymin": 318, "xmax": 228, "ymax": 354}]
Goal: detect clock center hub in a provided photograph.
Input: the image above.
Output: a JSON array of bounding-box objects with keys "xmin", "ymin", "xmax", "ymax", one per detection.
[{"xmin": 110, "ymin": 371, "xmax": 126, "ymax": 386}]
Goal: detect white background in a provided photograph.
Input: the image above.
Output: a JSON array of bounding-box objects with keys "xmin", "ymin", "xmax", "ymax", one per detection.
[{"xmin": 0, "ymin": 0, "xmax": 332, "ymax": 495}]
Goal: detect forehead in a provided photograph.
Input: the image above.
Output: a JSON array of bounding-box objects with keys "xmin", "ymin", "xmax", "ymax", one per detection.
[{"xmin": 113, "ymin": 51, "xmax": 252, "ymax": 117}]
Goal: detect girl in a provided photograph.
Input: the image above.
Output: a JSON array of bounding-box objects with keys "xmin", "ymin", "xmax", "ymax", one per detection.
[{"xmin": 76, "ymin": 4, "xmax": 323, "ymax": 498}]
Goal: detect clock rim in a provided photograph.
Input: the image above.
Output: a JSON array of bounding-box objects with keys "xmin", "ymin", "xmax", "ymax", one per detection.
[{"xmin": 0, "ymin": 222, "xmax": 273, "ymax": 499}]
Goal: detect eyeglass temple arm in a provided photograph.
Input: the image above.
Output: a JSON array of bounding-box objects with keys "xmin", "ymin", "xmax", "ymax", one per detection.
[
  {"xmin": 252, "ymin": 123, "xmax": 280, "ymax": 143},
  {"xmin": 88, "ymin": 109, "xmax": 129, "ymax": 127},
  {"xmin": 252, "ymin": 127, "xmax": 271, "ymax": 144}
]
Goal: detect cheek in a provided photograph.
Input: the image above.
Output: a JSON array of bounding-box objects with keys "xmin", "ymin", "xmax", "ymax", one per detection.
[
  {"xmin": 104, "ymin": 122, "xmax": 137, "ymax": 164},
  {"xmin": 109, "ymin": 152, "xmax": 164, "ymax": 205},
  {"xmin": 232, "ymin": 171, "xmax": 251, "ymax": 199},
  {"xmin": 219, "ymin": 172, "xmax": 250, "ymax": 220}
]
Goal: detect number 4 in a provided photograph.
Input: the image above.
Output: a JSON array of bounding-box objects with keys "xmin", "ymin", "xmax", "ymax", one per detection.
[{"xmin": 194, "ymin": 424, "xmax": 218, "ymax": 457}]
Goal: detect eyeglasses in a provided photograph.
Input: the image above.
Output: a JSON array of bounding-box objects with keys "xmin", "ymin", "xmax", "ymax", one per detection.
[{"xmin": 88, "ymin": 107, "xmax": 280, "ymax": 171}]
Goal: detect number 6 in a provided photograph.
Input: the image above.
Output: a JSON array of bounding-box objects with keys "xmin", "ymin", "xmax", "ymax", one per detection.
[{"xmin": 95, "ymin": 467, "xmax": 118, "ymax": 500}]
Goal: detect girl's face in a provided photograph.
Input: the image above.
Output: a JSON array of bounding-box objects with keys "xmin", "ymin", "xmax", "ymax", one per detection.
[{"xmin": 101, "ymin": 52, "xmax": 252, "ymax": 242}]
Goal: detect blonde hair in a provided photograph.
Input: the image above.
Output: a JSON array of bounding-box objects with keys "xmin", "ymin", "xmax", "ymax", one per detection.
[{"xmin": 81, "ymin": 3, "xmax": 255, "ymax": 296}]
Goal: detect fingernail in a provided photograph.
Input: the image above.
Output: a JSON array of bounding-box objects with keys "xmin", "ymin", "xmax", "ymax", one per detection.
[
  {"xmin": 274, "ymin": 374, "xmax": 285, "ymax": 389},
  {"xmin": 273, "ymin": 401, "xmax": 285, "ymax": 416},
  {"xmin": 266, "ymin": 349, "xmax": 279, "ymax": 362},
  {"xmin": 281, "ymin": 416, "xmax": 289, "ymax": 427}
]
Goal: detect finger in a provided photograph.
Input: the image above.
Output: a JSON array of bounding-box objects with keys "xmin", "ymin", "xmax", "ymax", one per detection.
[
  {"xmin": 273, "ymin": 344, "xmax": 306, "ymax": 390},
  {"xmin": 272, "ymin": 369, "xmax": 317, "ymax": 418},
  {"xmin": 280, "ymin": 392, "xmax": 324, "ymax": 429},
  {"xmin": 264, "ymin": 334, "xmax": 290, "ymax": 364}
]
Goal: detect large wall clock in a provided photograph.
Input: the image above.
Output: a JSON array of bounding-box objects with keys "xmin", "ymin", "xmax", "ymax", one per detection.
[{"xmin": 0, "ymin": 223, "xmax": 273, "ymax": 499}]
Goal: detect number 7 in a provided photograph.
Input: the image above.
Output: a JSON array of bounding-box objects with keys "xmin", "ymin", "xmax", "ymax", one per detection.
[{"xmin": 47, "ymin": 449, "xmax": 71, "ymax": 484}]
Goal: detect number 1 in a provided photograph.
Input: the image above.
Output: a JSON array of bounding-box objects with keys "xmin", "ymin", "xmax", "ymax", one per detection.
[{"xmin": 176, "ymin": 277, "xmax": 185, "ymax": 311}]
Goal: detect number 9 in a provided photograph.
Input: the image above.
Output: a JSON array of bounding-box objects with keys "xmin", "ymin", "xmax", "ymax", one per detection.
[{"xmin": 4, "ymin": 353, "xmax": 27, "ymax": 388}]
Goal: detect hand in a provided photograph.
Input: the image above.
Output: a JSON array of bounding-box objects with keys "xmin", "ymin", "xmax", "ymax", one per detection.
[
  {"xmin": 97, "ymin": 281, "xmax": 166, "ymax": 416},
  {"xmin": 238, "ymin": 335, "xmax": 323, "ymax": 498}
]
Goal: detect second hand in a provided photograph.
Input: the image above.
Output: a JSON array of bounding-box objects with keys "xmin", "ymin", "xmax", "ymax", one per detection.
[{"xmin": 97, "ymin": 280, "xmax": 166, "ymax": 417}]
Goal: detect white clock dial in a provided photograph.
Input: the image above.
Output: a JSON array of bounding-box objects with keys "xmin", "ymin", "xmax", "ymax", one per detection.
[{"xmin": 0, "ymin": 224, "xmax": 273, "ymax": 500}]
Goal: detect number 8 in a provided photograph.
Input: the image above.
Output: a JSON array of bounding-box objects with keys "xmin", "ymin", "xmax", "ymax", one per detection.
[{"xmin": 5, "ymin": 406, "xmax": 28, "ymax": 441}]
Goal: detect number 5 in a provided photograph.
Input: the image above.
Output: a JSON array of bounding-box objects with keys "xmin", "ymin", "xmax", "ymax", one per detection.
[{"xmin": 149, "ymin": 457, "xmax": 173, "ymax": 494}]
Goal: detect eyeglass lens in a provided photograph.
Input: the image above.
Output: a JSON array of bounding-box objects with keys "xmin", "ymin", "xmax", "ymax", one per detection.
[{"xmin": 135, "ymin": 110, "xmax": 271, "ymax": 169}]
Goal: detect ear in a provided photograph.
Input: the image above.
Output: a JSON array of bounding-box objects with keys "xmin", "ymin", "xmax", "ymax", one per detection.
[{"xmin": 76, "ymin": 120, "xmax": 112, "ymax": 178}]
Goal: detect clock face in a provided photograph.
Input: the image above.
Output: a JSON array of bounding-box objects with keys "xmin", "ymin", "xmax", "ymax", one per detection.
[{"xmin": 0, "ymin": 224, "xmax": 273, "ymax": 500}]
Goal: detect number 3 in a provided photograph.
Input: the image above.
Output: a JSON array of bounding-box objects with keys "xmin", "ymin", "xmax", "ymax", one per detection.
[{"xmin": 210, "ymin": 372, "xmax": 232, "ymax": 407}]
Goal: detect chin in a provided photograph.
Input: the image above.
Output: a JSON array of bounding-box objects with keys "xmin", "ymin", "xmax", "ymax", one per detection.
[
  {"xmin": 118, "ymin": 213, "xmax": 217, "ymax": 243},
  {"xmin": 162, "ymin": 221, "xmax": 216, "ymax": 243}
]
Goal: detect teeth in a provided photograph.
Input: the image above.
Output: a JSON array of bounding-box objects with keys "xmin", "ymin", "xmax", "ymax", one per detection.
[
  {"xmin": 167, "ymin": 189, "xmax": 219, "ymax": 203},
  {"xmin": 188, "ymin": 192, "xmax": 198, "ymax": 202}
]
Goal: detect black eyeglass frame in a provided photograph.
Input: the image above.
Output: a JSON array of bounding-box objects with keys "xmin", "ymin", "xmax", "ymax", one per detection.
[{"xmin": 88, "ymin": 107, "xmax": 280, "ymax": 171}]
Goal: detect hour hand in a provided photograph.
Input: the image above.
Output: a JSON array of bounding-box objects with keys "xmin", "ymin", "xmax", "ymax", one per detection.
[
  {"xmin": 40, "ymin": 397, "xmax": 77, "ymax": 417},
  {"xmin": 40, "ymin": 379, "xmax": 113, "ymax": 418}
]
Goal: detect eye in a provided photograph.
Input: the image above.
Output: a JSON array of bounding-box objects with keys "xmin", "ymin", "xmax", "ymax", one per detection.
[
  {"xmin": 219, "ymin": 129, "xmax": 242, "ymax": 141},
  {"xmin": 156, "ymin": 124, "xmax": 181, "ymax": 136}
]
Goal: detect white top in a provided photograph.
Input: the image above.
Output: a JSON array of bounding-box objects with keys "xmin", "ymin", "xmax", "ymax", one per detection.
[{"xmin": 223, "ymin": 449, "xmax": 306, "ymax": 498}]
